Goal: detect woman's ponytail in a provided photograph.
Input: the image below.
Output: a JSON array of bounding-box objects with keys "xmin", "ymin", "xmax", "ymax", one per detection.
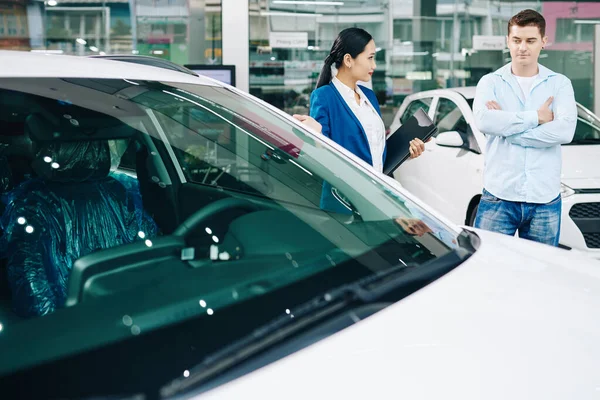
[
  {"xmin": 314, "ymin": 28, "xmax": 372, "ymax": 90},
  {"xmin": 316, "ymin": 54, "xmax": 335, "ymax": 89}
]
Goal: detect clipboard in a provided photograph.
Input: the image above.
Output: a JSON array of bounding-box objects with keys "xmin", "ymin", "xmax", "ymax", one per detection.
[{"xmin": 383, "ymin": 108, "xmax": 437, "ymax": 176}]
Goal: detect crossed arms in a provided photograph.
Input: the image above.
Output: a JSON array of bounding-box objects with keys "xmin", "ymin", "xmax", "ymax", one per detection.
[{"xmin": 473, "ymin": 75, "xmax": 577, "ymax": 148}]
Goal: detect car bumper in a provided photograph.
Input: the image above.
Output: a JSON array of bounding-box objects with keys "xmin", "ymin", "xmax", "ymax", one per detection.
[{"xmin": 560, "ymin": 192, "xmax": 600, "ymax": 259}]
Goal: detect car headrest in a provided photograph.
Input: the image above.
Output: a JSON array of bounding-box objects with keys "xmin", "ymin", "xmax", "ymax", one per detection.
[
  {"xmin": 32, "ymin": 140, "xmax": 111, "ymax": 183},
  {"xmin": 6, "ymin": 133, "xmax": 34, "ymax": 158},
  {"xmin": 26, "ymin": 114, "xmax": 111, "ymax": 183}
]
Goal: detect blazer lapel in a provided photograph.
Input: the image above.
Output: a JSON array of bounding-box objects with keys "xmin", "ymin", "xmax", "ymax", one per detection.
[{"xmin": 328, "ymin": 82, "xmax": 370, "ymax": 147}]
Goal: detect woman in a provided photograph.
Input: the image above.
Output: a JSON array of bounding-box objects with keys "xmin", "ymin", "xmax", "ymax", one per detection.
[
  {"xmin": 294, "ymin": 27, "xmax": 425, "ymax": 173},
  {"xmin": 293, "ymin": 28, "xmax": 425, "ymax": 213}
]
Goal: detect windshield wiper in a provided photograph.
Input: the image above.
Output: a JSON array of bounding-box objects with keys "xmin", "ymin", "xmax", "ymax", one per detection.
[{"xmin": 160, "ymin": 237, "xmax": 474, "ymax": 398}]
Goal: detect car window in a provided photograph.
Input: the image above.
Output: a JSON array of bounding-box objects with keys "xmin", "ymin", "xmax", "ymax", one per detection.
[
  {"xmin": 569, "ymin": 105, "xmax": 600, "ymax": 144},
  {"xmin": 0, "ymin": 78, "xmax": 465, "ymax": 398},
  {"xmin": 109, "ymin": 138, "xmax": 137, "ymax": 172},
  {"xmin": 434, "ymin": 98, "xmax": 469, "ymax": 137},
  {"xmin": 148, "ymin": 94, "xmax": 325, "ymax": 207},
  {"xmin": 399, "ymin": 98, "xmax": 432, "ymax": 125}
]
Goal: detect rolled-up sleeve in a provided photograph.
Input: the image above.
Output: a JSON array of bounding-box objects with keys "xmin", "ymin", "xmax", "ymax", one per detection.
[{"xmin": 473, "ymin": 75, "xmax": 539, "ymax": 137}]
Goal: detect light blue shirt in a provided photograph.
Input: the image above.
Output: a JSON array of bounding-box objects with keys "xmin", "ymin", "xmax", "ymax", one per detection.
[{"xmin": 473, "ymin": 63, "xmax": 577, "ymax": 204}]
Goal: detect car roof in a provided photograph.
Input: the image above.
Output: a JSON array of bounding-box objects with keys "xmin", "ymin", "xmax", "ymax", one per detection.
[
  {"xmin": 89, "ymin": 54, "xmax": 199, "ymax": 77},
  {"xmin": 408, "ymin": 86, "xmax": 587, "ymax": 109},
  {"xmin": 410, "ymin": 86, "xmax": 476, "ymax": 100},
  {"xmin": 0, "ymin": 50, "xmax": 218, "ymax": 86},
  {"xmin": 447, "ymin": 86, "xmax": 476, "ymax": 99}
]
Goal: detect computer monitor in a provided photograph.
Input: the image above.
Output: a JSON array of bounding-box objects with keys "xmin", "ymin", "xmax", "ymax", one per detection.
[{"xmin": 184, "ymin": 64, "xmax": 236, "ymax": 87}]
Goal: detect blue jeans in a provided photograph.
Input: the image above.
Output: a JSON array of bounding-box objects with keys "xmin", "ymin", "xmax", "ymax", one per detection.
[{"xmin": 474, "ymin": 189, "xmax": 562, "ymax": 246}]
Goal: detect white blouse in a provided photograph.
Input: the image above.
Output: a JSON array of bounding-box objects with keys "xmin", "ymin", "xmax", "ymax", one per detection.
[{"xmin": 332, "ymin": 77, "xmax": 385, "ymax": 172}]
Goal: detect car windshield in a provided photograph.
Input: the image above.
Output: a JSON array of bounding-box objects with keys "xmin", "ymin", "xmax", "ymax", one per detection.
[
  {"xmin": 0, "ymin": 77, "xmax": 465, "ymax": 398},
  {"xmin": 566, "ymin": 104, "xmax": 600, "ymax": 144}
]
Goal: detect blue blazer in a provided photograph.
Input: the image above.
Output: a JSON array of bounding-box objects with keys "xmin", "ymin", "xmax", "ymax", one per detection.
[{"xmin": 309, "ymin": 82, "xmax": 387, "ymax": 213}]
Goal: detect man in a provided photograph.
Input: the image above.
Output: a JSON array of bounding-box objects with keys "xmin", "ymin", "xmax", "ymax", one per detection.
[{"xmin": 473, "ymin": 9, "xmax": 577, "ymax": 246}]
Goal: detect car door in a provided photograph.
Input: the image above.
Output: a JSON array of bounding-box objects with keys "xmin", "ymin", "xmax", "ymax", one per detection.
[
  {"xmin": 389, "ymin": 96, "xmax": 435, "ymax": 135},
  {"xmin": 395, "ymin": 96, "xmax": 482, "ymax": 224},
  {"xmin": 390, "ymin": 96, "xmax": 436, "ymax": 200}
]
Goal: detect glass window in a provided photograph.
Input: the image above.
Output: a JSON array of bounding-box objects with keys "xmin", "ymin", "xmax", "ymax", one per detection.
[
  {"xmin": 150, "ymin": 94, "xmax": 325, "ymax": 206},
  {"xmin": 434, "ymin": 98, "xmax": 468, "ymax": 136},
  {"xmin": 6, "ymin": 14, "xmax": 16, "ymax": 36},
  {"xmin": 0, "ymin": 77, "xmax": 468, "ymax": 398},
  {"xmin": 399, "ymin": 98, "xmax": 432, "ymax": 125},
  {"xmin": 247, "ymin": 1, "xmax": 600, "ymax": 124},
  {"xmin": 84, "ymin": 14, "xmax": 98, "ymax": 36},
  {"xmin": 393, "ymin": 19, "xmax": 413, "ymax": 42},
  {"xmin": 566, "ymin": 104, "xmax": 600, "ymax": 144},
  {"xmin": 556, "ymin": 18, "xmax": 595, "ymax": 43},
  {"xmin": 0, "ymin": 1, "xmax": 222, "ymax": 63}
]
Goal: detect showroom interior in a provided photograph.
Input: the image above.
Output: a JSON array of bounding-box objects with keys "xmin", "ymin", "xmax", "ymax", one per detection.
[
  {"xmin": 1, "ymin": 0, "xmax": 599, "ymax": 124},
  {"xmin": 3, "ymin": 1, "xmax": 600, "ymax": 398}
]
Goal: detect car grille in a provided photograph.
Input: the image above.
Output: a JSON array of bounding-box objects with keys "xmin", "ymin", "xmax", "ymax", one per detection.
[
  {"xmin": 583, "ymin": 233, "xmax": 600, "ymax": 249},
  {"xmin": 569, "ymin": 203, "xmax": 600, "ymax": 249},
  {"xmin": 570, "ymin": 202, "xmax": 600, "ymax": 219}
]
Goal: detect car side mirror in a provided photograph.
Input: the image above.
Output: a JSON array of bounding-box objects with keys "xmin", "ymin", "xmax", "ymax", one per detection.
[{"xmin": 435, "ymin": 131, "xmax": 464, "ymax": 148}]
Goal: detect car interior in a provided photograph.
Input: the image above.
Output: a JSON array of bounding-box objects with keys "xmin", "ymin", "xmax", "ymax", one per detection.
[
  {"xmin": 0, "ymin": 87, "xmax": 183, "ymax": 319},
  {"xmin": 0, "ymin": 85, "xmax": 335, "ymax": 320},
  {"xmin": 0, "ymin": 79, "xmax": 445, "ymax": 324}
]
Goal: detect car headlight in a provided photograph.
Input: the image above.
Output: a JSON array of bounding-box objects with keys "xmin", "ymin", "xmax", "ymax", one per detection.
[{"xmin": 560, "ymin": 183, "xmax": 575, "ymax": 198}]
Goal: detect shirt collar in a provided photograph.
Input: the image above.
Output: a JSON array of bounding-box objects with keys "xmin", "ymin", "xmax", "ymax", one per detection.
[
  {"xmin": 495, "ymin": 62, "xmax": 556, "ymax": 81},
  {"xmin": 332, "ymin": 77, "xmax": 367, "ymax": 106}
]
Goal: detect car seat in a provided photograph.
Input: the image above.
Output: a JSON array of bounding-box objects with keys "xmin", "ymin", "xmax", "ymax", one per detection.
[{"xmin": 0, "ymin": 113, "xmax": 158, "ymax": 317}]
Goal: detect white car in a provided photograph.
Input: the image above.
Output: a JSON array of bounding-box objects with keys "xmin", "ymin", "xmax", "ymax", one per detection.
[
  {"xmin": 0, "ymin": 52, "xmax": 599, "ymax": 400},
  {"xmin": 390, "ymin": 87, "xmax": 600, "ymax": 258}
]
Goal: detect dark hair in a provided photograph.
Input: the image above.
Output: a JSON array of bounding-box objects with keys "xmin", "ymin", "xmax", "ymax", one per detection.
[
  {"xmin": 508, "ymin": 9, "xmax": 546, "ymax": 37},
  {"xmin": 316, "ymin": 28, "xmax": 373, "ymax": 89}
]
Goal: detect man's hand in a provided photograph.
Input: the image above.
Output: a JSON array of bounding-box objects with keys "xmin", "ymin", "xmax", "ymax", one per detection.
[
  {"xmin": 409, "ymin": 138, "xmax": 426, "ymax": 159},
  {"xmin": 293, "ymin": 114, "xmax": 322, "ymax": 133},
  {"xmin": 486, "ymin": 100, "xmax": 502, "ymax": 110},
  {"xmin": 537, "ymin": 97, "xmax": 554, "ymax": 125}
]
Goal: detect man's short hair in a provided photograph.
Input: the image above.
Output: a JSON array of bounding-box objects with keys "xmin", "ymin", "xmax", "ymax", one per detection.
[{"xmin": 508, "ymin": 9, "xmax": 546, "ymax": 37}]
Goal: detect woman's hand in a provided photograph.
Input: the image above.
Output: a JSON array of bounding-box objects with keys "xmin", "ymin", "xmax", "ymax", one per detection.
[
  {"xmin": 293, "ymin": 114, "xmax": 322, "ymax": 133},
  {"xmin": 395, "ymin": 218, "xmax": 432, "ymax": 237},
  {"xmin": 409, "ymin": 138, "xmax": 426, "ymax": 159}
]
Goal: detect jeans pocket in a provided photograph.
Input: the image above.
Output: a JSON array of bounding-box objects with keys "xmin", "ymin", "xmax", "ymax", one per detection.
[
  {"xmin": 481, "ymin": 189, "xmax": 501, "ymax": 203},
  {"xmin": 546, "ymin": 194, "xmax": 562, "ymax": 206}
]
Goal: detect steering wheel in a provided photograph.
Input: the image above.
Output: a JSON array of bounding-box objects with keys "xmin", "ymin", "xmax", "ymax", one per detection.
[{"xmin": 173, "ymin": 197, "xmax": 260, "ymax": 238}]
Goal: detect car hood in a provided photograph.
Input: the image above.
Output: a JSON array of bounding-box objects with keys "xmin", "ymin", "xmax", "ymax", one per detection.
[
  {"xmin": 562, "ymin": 145, "xmax": 600, "ymax": 189},
  {"xmin": 197, "ymin": 229, "xmax": 600, "ymax": 400}
]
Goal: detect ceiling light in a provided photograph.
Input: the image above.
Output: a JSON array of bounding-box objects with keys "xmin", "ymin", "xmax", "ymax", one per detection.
[
  {"xmin": 47, "ymin": 0, "xmax": 58, "ymax": 5},
  {"xmin": 260, "ymin": 11, "xmax": 323, "ymax": 17},
  {"xmin": 76, "ymin": 38, "xmax": 87, "ymax": 45},
  {"xmin": 573, "ymin": 20, "xmax": 600, "ymax": 24},
  {"xmin": 89, "ymin": 46, "xmax": 99, "ymax": 52},
  {"xmin": 30, "ymin": 49, "xmax": 64, "ymax": 54}
]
